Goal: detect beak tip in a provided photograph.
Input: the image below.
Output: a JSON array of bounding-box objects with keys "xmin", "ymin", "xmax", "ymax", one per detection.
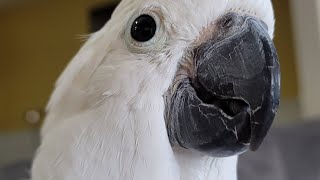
[
  {"xmin": 249, "ymin": 135, "xmax": 266, "ymax": 151},
  {"xmin": 249, "ymin": 143, "xmax": 260, "ymax": 151}
]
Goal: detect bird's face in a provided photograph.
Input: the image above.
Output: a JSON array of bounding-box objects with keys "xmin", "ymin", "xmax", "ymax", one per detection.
[{"xmin": 104, "ymin": 0, "xmax": 280, "ymax": 157}]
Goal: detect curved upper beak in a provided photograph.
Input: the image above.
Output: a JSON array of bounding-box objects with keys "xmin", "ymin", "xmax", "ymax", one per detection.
[{"xmin": 165, "ymin": 13, "xmax": 280, "ymax": 157}]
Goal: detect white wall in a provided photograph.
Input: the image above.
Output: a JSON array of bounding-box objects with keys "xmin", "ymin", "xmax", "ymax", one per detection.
[{"xmin": 290, "ymin": 0, "xmax": 320, "ymax": 119}]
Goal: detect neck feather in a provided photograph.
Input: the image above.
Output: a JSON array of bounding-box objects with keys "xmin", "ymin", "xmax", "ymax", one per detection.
[{"xmin": 174, "ymin": 148, "xmax": 238, "ymax": 180}]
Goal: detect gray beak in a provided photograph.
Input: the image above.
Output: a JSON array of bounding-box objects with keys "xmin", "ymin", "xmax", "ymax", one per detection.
[{"xmin": 165, "ymin": 12, "xmax": 280, "ymax": 157}]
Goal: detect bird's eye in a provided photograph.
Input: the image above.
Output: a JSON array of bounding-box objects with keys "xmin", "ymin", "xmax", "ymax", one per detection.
[
  {"xmin": 124, "ymin": 10, "xmax": 166, "ymax": 53},
  {"xmin": 131, "ymin": 14, "xmax": 157, "ymax": 42}
]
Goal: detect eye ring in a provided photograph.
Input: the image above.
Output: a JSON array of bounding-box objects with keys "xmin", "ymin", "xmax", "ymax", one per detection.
[{"xmin": 124, "ymin": 9, "xmax": 166, "ymax": 53}]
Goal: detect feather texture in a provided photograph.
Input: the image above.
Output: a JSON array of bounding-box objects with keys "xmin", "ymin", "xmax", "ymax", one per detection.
[{"xmin": 32, "ymin": 0, "xmax": 275, "ymax": 179}]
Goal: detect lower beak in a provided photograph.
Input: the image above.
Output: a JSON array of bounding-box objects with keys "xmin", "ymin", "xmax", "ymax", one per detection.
[{"xmin": 166, "ymin": 13, "xmax": 280, "ymax": 157}]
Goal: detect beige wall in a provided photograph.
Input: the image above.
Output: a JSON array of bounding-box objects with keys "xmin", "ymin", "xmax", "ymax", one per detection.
[
  {"xmin": 0, "ymin": 0, "xmax": 117, "ymax": 131},
  {"xmin": 273, "ymin": 0, "xmax": 299, "ymax": 100},
  {"xmin": 318, "ymin": 0, "xmax": 320, "ymax": 35},
  {"xmin": 272, "ymin": 0, "xmax": 301, "ymax": 124},
  {"xmin": 317, "ymin": 1, "xmax": 320, "ymax": 42},
  {"xmin": 290, "ymin": 0, "xmax": 320, "ymax": 119}
]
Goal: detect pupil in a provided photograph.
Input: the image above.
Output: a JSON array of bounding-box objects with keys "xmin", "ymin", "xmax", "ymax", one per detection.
[{"xmin": 131, "ymin": 15, "xmax": 156, "ymax": 42}]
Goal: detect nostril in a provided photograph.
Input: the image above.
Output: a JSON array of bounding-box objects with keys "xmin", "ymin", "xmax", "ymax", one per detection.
[
  {"xmin": 219, "ymin": 12, "xmax": 246, "ymax": 30},
  {"xmin": 222, "ymin": 16, "xmax": 234, "ymax": 28}
]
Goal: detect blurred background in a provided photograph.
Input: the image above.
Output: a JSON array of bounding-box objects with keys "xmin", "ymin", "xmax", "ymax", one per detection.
[{"xmin": 0, "ymin": 0, "xmax": 319, "ymax": 179}]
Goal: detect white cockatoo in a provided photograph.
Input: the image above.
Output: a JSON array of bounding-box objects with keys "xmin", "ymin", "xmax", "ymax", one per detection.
[{"xmin": 31, "ymin": 0, "xmax": 280, "ymax": 180}]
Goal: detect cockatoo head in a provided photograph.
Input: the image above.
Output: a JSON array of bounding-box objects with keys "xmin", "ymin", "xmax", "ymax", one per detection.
[{"xmin": 48, "ymin": 0, "xmax": 280, "ymax": 159}]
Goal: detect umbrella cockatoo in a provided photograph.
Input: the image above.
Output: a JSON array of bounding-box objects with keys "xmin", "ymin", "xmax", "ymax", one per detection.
[{"xmin": 31, "ymin": 0, "xmax": 280, "ymax": 179}]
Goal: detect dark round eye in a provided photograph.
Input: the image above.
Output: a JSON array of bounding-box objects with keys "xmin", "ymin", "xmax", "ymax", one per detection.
[{"xmin": 131, "ymin": 15, "xmax": 157, "ymax": 42}]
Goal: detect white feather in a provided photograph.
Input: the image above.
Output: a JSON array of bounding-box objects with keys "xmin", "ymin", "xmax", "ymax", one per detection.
[{"xmin": 32, "ymin": 0, "xmax": 275, "ymax": 179}]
